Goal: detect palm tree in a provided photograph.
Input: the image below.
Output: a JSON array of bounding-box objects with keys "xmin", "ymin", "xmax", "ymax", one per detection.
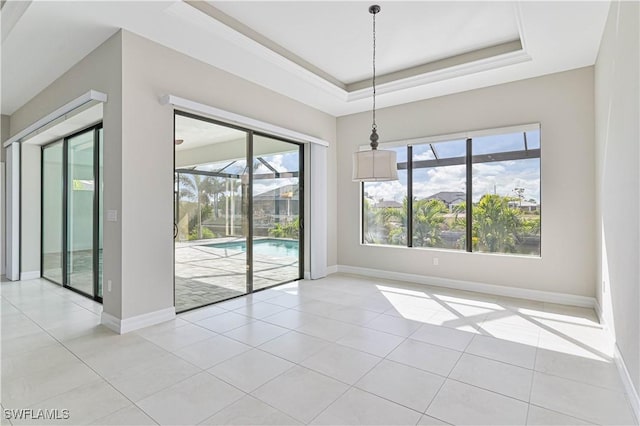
[
  {"xmin": 412, "ymin": 199, "xmax": 448, "ymax": 247},
  {"xmin": 374, "ymin": 197, "xmax": 448, "ymax": 247},
  {"xmin": 178, "ymin": 173, "xmax": 216, "ymax": 239},
  {"xmin": 473, "ymin": 194, "xmax": 521, "ymax": 253}
]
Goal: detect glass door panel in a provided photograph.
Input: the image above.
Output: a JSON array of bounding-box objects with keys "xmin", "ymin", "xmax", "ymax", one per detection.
[
  {"xmin": 252, "ymin": 135, "xmax": 302, "ymax": 290},
  {"xmin": 174, "ymin": 113, "xmax": 250, "ymax": 312},
  {"xmin": 67, "ymin": 131, "xmax": 95, "ymax": 296},
  {"xmin": 42, "ymin": 142, "xmax": 64, "ymax": 284},
  {"xmin": 98, "ymin": 128, "xmax": 104, "ymax": 298}
]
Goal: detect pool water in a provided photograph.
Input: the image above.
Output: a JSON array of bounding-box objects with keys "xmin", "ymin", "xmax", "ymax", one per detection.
[{"xmin": 206, "ymin": 239, "xmax": 299, "ymax": 258}]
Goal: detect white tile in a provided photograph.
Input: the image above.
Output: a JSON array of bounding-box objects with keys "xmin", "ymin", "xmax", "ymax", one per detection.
[
  {"xmin": 223, "ymin": 321, "xmax": 289, "ymax": 346},
  {"xmin": 449, "ymin": 353, "xmax": 533, "ymax": 401},
  {"xmin": 196, "ymin": 312, "xmax": 253, "ymax": 333},
  {"xmin": 17, "ymin": 380, "xmax": 130, "ymax": 425},
  {"xmin": 1, "ymin": 361, "xmax": 100, "ymax": 408},
  {"xmin": 2, "ymin": 331, "xmax": 58, "ymax": 357},
  {"xmin": 534, "ymin": 348, "xmax": 622, "ymax": 391},
  {"xmin": 2, "ymin": 344, "xmax": 80, "ymax": 381},
  {"xmin": 90, "ymin": 405, "xmax": 157, "ymax": 425},
  {"xmin": 411, "ymin": 323, "xmax": 475, "ymax": 351},
  {"xmin": 480, "ymin": 322, "xmax": 540, "ymax": 346},
  {"xmin": 417, "ymin": 415, "xmax": 452, "ymax": 425},
  {"xmin": 336, "ymin": 327, "xmax": 405, "ymax": 357},
  {"xmin": 208, "ymin": 349, "xmax": 294, "ymax": 392},
  {"xmin": 174, "ymin": 334, "xmax": 251, "ymax": 369},
  {"xmin": 356, "ymin": 360, "xmax": 444, "ymax": 412},
  {"xmin": 330, "ymin": 306, "xmax": 381, "ymax": 326},
  {"xmin": 138, "ymin": 323, "xmax": 216, "ymax": 351},
  {"xmin": 179, "ymin": 305, "xmax": 226, "ymax": 322},
  {"xmin": 529, "ymin": 372, "xmax": 636, "ymax": 425},
  {"xmin": 137, "ymin": 372, "xmax": 244, "ymax": 425},
  {"xmin": 311, "ymin": 387, "xmax": 422, "ymax": 425},
  {"xmin": 301, "ymin": 343, "xmax": 381, "ymax": 385},
  {"xmin": 364, "ymin": 314, "xmax": 423, "ymax": 337},
  {"xmin": 426, "ymin": 380, "xmax": 528, "ymax": 425},
  {"xmin": 260, "ymin": 309, "xmax": 315, "ymax": 329},
  {"xmin": 387, "ymin": 338, "xmax": 462, "ymax": 376},
  {"xmin": 233, "ymin": 302, "xmax": 287, "ymax": 319},
  {"xmin": 295, "ymin": 316, "xmax": 359, "ymax": 342},
  {"xmin": 259, "ymin": 331, "xmax": 330, "ymax": 363},
  {"xmin": 79, "ymin": 337, "xmax": 169, "ymax": 379},
  {"xmin": 293, "ymin": 300, "xmax": 343, "ymax": 317},
  {"xmin": 216, "ymin": 297, "xmax": 258, "ymax": 311},
  {"xmin": 252, "ymin": 366, "xmax": 349, "ymax": 423},
  {"xmin": 526, "ymin": 405, "xmax": 593, "ymax": 425},
  {"xmin": 201, "ymin": 395, "xmax": 300, "ymax": 425},
  {"xmin": 266, "ymin": 294, "xmax": 305, "ymax": 308},
  {"xmin": 465, "ymin": 334, "xmax": 537, "ymax": 369},
  {"xmin": 108, "ymin": 353, "xmax": 201, "ymax": 401}
]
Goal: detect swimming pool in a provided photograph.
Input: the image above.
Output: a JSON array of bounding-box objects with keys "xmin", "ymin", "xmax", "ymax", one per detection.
[{"xmin": 206, "ymin": 239, "xmax": 299, "ymax": 258}]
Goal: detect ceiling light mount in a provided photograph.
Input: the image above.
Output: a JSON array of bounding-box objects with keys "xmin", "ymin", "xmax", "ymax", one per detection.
[{"xmin": 352, "ymin": 4, "xmax": 398, "ymax": 182}]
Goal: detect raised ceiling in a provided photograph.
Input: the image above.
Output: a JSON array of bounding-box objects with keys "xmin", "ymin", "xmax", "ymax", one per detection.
[{"xmin": 1, "ymin": 1, "xmax": 611, "ymax": 118}]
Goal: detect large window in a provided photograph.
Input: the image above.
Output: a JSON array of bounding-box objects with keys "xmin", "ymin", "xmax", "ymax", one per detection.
[{"xmin": 362, "ymin": 126, "xmax": 541, "ymax": 257}]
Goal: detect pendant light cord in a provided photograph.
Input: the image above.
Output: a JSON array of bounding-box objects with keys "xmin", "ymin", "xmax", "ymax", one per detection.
[{"xmin": 372, "ymin": 10, "xmax": 377, "ymax": 131}]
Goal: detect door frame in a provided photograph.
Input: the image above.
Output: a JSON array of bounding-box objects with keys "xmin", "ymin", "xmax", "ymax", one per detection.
[{"xmin": 173, "ymin": 110, "xmax": 304, "ymax": 313}]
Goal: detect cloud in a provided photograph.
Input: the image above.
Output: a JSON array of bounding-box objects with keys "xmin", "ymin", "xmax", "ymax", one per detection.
[{"xmin": 365, "ymin": 159, "xmax": 540, "ymax": 203}]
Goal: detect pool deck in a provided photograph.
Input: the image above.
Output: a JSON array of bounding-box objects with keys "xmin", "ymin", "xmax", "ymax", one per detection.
[{"xmin": 174, "ymin": 238, "xmax": 299, "ymax": 311}]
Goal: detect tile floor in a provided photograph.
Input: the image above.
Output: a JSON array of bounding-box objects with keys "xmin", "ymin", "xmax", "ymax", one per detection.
[{"xmin": 1, "ymin": 274, "xmax": 637, "ymax": 425}]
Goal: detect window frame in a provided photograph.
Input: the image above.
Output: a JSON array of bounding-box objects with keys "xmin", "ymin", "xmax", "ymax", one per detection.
[{"xmin": 360, "ymin": 123, "xmax": 541, "ymax": 257}]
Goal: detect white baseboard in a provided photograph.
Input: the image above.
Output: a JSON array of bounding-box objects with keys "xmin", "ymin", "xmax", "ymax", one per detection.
[
  {"xmin": 326, "ymin": 265, "xmax": 338, "ymax": 275},
  {"xmin": 595, "ymin": 300, "xmax": 640, "ymax": 423},
  {"xmin": 336, "ymin": 265, "xmax": 596, "ymax": 308},
  {"xmin": 101, "ymin": 307, "xmax": 176, "ymax": 334},
  {"xmin": 613, "ymin": 344, "xmax": 640, "ymax": 423},
  {"xmin": 20, "ymin": 270, "xmax": 40, "ymax": 281}
]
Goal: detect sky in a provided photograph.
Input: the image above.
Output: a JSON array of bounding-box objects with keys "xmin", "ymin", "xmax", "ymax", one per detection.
[{"xmin": 365, "ymin": 130, "xmax": 541, "ymax": 204}]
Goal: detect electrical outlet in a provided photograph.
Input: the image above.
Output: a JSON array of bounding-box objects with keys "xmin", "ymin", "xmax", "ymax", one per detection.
[{"xmin": 433, "ymin": 257, "xmax": 439, "ymax": 266}]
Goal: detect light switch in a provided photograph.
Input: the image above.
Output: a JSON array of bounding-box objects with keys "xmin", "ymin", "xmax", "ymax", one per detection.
[{"xmin": 107, "ymin": 210, "xmax": 118, "ymax": 222}]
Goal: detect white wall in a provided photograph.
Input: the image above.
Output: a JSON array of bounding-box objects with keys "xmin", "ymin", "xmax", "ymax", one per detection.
[
  {"xmin": 117, "ymin": 30, "xmax": 336, "ymax": 319},
  {"xmin": 1, "ymin": 115, "xmax": 9, "ymax": 275},
  {"xmin": 337, "ymin": 67, "xmax": 596, "ymax": 297},
  {"xmin": 595, "ymin": 0, "xmax": 640, "ymax": 394},
  {"xmin": 20, "ymin": 144, "xmax": 41, "ymax": 275},
  {"xmin": 9, "ymin": 32, "xmax": 123, "ymax": 316}
]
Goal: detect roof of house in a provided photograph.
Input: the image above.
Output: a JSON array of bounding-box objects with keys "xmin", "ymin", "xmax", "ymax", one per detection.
[
  {"xmin": 254, "ymin": 184, "xmax": 299, "ymax": 201},
  {"xmin": 425, "ymin": 191, "xmax": 466, "ymax": 204},
  {"xmin": 375, "ymin": 200, "xmax": 403, "ymax": 209}
]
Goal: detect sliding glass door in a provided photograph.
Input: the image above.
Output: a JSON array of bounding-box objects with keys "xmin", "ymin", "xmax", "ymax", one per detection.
[
  {"xmin": 41, "ymin": 124, "xmax": 103, "ymax": 301},
  {"xmin": 67, "ymin": 131, "xmax": 95, "ymax": 295},
  {"xmin": 42, "ymin": 142, "xmax": 64, "ymax": 284},
  {"xmin": 174, "ymin": 112, "xmax": 303, "ymax": 312},
  {"xmin": 252, "ymin": 135, "xmax": 303, "ymax": 291}
]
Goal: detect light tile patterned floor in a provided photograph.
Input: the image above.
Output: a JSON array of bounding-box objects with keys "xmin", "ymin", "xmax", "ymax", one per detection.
[{"xmin": 1, "ymin": 274, "xmax": 637, "ymax": 425}]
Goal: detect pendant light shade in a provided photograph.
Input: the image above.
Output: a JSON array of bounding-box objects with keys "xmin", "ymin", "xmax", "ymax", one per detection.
[
  {"xmin": 352, "ymin": 5, "xmax": 398, "ymax": 182},
  {"xmin": 352, "ymin": 148, "xmax": 398, "ymax": 182}
]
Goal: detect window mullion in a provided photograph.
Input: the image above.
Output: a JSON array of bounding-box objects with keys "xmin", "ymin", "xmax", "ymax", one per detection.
[
  {"xmin": 407, "ymin": 145, "xmax": 413, "ymax": 248},
  {"xmin": 466, "ymin": 138, "xmax": 473, "ymax": 252}
]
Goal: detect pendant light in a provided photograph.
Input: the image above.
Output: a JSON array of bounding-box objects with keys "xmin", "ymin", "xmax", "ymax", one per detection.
[{"xmin": 352, "ymin": 4, "xmax": 398, "ymax": 182}]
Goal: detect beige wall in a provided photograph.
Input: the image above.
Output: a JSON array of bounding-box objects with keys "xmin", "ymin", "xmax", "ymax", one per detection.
[
  {"xmin": 337, "ymin": 67, "xmax": 596, "ymax": 297},
  {"xmin": 20, "ymin": 145, "xmax": 41, "ymax": 274},
  {"xmin": 1, "ymin": 114, "xmax": 8, "ymax": 275},
  {"xmin": 9, "ymin": 32, "xmax": 124, "ymax": 316},
  {"xmin": 595, "ymin": 0, "xmax": 640, "ymax": 393},
  {"xmin": 117, "ymin": 31, "xmax": 336, "ymax": 318}
]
